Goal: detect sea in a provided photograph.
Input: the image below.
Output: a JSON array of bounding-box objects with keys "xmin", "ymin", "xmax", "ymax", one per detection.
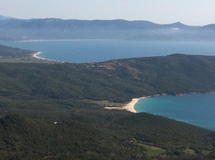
[
  {"xmin": 1, "ymin": 39, "xmax": 215, "ymax": 130},
  {"xmin": 1, "ymin": 39, "xmax": 215, "ymax": 63},
  {"xmin": 135, "ymin": 93, "xmax": 215, "ymax": 130}
]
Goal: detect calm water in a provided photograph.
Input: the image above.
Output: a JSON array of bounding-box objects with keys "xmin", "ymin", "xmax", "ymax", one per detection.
[
  {"xmin": 1, "ymin": 40, "xmax": 215, "ymax": 63},
  {"xmin": 135, "ymin": 93, "xmax": 215, "ymax": 130}
]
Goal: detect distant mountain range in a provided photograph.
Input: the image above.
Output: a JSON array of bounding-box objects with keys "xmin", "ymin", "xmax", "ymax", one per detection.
[{"xmin": 0, "ymin": 15, "xmax": 215, "ymax": 41}]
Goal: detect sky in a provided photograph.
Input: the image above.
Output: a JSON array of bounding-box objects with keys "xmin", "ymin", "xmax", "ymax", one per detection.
[{"xmin": 1, "ymin": 0, "xmax": 215, "ymax": 26}]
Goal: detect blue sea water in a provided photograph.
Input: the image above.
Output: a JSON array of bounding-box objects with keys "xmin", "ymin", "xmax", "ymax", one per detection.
[
  {"xmin": 1, "ymin": 40, "xmax": 215, "ymax": 63},
  {"xmin": 135, "ymin": 93, "xmax": 215, "ymax": 130}
]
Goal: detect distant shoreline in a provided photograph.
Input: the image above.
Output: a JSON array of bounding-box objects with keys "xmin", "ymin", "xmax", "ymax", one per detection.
[
  {"xmin": 18, "ymin": 39, "xmax": 114, "ymax": 42},
  {"xmin": 32, "ymin": 51, "xmax": 63, "ymax": 63},
  {"xmin": 105, "ymin": 97, "xmax": 146, "ymax": 113},
  {"xmin": 32, "ymin": 52, "xmax": 44, "ymax": 60}
]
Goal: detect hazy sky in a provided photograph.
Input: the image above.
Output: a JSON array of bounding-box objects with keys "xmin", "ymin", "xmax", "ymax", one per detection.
[{"xmin": 1, "ymin": 0, "xmax": 215, "ymax": 25}]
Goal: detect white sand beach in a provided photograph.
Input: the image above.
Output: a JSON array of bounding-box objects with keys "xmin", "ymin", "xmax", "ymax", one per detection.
[
  {"xmin": 123, "ymin": 98, "xmax": 139, "ymax": 113},
  {"xmin": 32, "ymin": 51, "xmax": 63, "ymax": 62},
  {"xmin": 105, "ymin": 97, "xmax": 146, "ymax": 113},
  {"xmin": 32, "ymin": 52, "xmax": 45, "ymax": 60}
]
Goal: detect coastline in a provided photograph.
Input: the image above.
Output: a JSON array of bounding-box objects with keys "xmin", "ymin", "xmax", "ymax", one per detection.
[
  {"xmin": 105, "ymin": 97, "xmax": 146, "ymax": 113},
  {"xmin": 18, "ymin": 38, "xmax": 114, "ymax": 42},
  {"xmin": 32, "ymin": 52, "xmax": 46, "ymax": 60},
  {"xmin": 32, "ymin": 51, "xmax": 63, "ymax": 63},
  {"xmin": 111, "ymin": 92, "xmax": 215, "ymax": 113},
  {"xmin": 123, "ymin": 98, "xmax": 140, "ymax": 113}
]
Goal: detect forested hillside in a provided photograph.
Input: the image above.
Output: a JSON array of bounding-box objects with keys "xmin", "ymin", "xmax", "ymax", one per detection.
[
  {"xmin": 1, "ymin": 45, "xmax": 215, "ymax": 159},
  {"xmin": 1, "ymin": 54, "xmax": 215, "ymax": 103},
  {"xmin": 1, "ymin": 112, "xmax": 215, "ymax": 160},
  {"xmin": 0, "ymin": 44, "xmax": 33, "ymax": 57}
]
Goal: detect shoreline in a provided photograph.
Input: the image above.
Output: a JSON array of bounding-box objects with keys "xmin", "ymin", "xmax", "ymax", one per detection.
[
  {"xmin": 105, "ymin": 97, "xmax": 146, "ymax": 113},
  {"xmin": 32, "ymin": 51, "xmax": 63, "ymax": 63},
  {"xmin": 32, "ymin": 52, "xmax": 44, "ymax": 60},
  {"xmin": 113, "ymin": 92, "xmax": 215, "ymax": 113},
  {"xmin": 18, "ymin": 38, "xmax": 115, "ymax": 43},
  {"xmin": 32, "ymin": 51, "xmax": 48, "ymax": 61}
]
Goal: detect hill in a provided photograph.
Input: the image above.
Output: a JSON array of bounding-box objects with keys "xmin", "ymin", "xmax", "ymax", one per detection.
[
  {"xmin": 1, "ymin": 45, "xmax": 215, "ymax": 159},
  {"xmin": 1, "ymin": 54, "xmax": 215, "ymax": 104},
  {"xmin": 0, "ymin": 18, "xmax": 214, "ymax": 41},
  {"xmin": 0, "ymin": 44, "xmax": 55, "ymax": 63},
  {"xmin": 0, "ymin": 44, "xmax": 34, "ymax": 57},
  {"xmin": 0, "ymin": 112, "xmax": 215, "ymax": 160}
]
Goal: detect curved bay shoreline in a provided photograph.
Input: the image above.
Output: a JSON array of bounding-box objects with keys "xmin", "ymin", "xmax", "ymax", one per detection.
[
  {"xmin": 105, "ymin": 92, "xmax": 215, "ymax": 113},
  {"xmin": 32, "ymin": 52, "xmax": 44, "ymax": 60},
  {"xmin": 105, "ymin": 97, "xmax": 146, "ymax": 113},
  {"xmin": 32, "ymin": 51, "xmax": 63, "ymax": 63}
]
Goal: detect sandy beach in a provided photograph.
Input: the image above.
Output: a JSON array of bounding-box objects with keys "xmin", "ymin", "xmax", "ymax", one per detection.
[
  {"xmin": 32, "ymin": 52, "xmax": 61, "ymax": 62},
  {"xmin": 32, "ymin": 52, "xmax": 46, "ymax": 60},
  {"xmin": 105, "ymin": 97, "xmax": 146, "ymax": 113}
]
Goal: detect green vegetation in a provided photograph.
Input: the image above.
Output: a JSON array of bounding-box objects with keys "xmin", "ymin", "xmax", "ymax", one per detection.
[
  {"xmin": 1, "ymin": 113, "xmax": 215, "ymax": 160},
  {"xmin": 1, "ymin": 45, "xmax": 215, "ymax": 159},
  {"xmin": 1, "ymin": 54, "xmax": 215, "ymax": 105},
  {"xmin": 0, "ymin": 44, "xmax": 54, "ymax": 63},
  {"xmin": 138, "ymin": 144, "xmax": 166, "ymax": 157},
  {"xmin": 0, "ymin": 44, "xmax": 33, "ymax": 57}
]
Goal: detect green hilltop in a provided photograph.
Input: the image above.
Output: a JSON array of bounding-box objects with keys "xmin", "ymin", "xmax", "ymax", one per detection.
[{"xmin": 1, "ymin": 45, "xmax": 215, "ymax": 159}]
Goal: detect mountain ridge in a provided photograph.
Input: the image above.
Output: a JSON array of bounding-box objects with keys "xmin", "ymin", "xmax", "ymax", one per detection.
[{"xmin": 1, "ymin": 16, "xmax": 214, "ymax": 41}]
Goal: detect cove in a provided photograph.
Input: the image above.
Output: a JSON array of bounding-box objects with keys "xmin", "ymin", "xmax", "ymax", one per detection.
[{"xmin": 135, "ymin": 93, "xmax": 215, "ymax": 130}]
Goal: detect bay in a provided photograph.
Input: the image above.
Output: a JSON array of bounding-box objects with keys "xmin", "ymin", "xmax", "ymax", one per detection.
[
  {"xmin": 135, "ymin": 93, "xmax": 215, "ymax": 130},
  {"xmin": 1, "ymin": 40, "xmax": 215, "ymax": 63}
]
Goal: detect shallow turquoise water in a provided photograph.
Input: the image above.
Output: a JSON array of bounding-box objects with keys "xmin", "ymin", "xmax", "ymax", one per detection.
[{"xmin": 135, "ymin": 93, "xmax": 215, "ymax": 130}]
